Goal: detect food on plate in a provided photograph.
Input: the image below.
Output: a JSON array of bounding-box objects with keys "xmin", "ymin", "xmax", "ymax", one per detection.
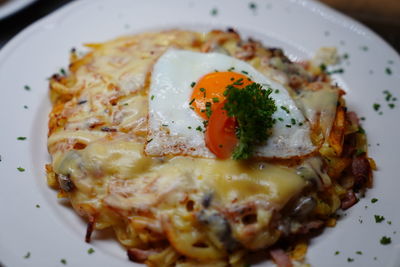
[{"xmin": 46, "ymin": 29, "xmax": 374, "ymax": 266}]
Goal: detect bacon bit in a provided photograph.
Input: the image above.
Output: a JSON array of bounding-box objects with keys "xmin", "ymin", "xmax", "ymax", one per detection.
[
  {"xmin": 127, "ymin": 248, "xmax": 157, "ymax": 263},
  {"xmin": 101, "ymin": 126, "xmax": 117, "ymax": 132},
  {"xmin": 341, "ymin": 190, "xmax": 358, "ymax": 210},
  {"xmin": 352, "ymin": 155, "xmax": 371, "ymax": 188},
  {"xmin": 347, "ymin": 111, "xmax": 359, "ymax": 128},
  {"xmin": 85, "ymin": 217, "xmax": 95, "ymax": 243},
  {"xmin": 270, "ymin": 249, "xmax": 293, "ymax": 267},
  {"xmin": 295, "ymin": 220, "xmax": 324, "ymax": 234}
]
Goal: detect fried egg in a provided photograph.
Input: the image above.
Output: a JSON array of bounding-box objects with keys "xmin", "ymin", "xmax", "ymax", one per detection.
[{"xmin": 145, "ymin": 49, "xmax": 315, "ymax": 159}]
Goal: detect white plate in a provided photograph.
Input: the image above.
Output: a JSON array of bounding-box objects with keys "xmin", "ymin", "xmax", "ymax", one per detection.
[
  {"xmin": 0, "ymin": 0, "xmax": 399, "ymax": 266},
  {"xmin": 0, "ymin": 0, "xmax": 36, "ymax": 20}
]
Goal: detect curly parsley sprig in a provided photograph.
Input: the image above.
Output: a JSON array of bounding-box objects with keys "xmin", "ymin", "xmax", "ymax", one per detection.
[{"xmin": 223, "ymin": 82, "xmax": 277, "ymax": 160}]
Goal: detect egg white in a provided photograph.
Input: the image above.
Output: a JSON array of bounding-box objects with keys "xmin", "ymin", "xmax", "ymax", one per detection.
[{"xmin": 145, "ymin": 49, "xmax": 315, "ymax": 159}]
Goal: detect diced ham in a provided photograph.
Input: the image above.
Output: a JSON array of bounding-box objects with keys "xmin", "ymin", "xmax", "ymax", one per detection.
[
  {"xmin": 341, "ymin": 190, "xmax": 357, "ymax": 210},
  {"xmin": 270, "ymin": 249, "xmax": 293, "ymax": 267}
]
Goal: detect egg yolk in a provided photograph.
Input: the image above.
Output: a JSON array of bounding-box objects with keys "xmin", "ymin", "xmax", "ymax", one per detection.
[
  {"xmin": 190, "ymin": 72, "xmax": 253, "ymax": 120},
  {"xmin": 190, "ymin": 71, "xmax": 254, "ymax": 159}
]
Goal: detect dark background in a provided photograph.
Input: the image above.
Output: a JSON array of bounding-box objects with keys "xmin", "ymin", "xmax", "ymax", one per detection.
[{"xmin": 0, "ymin": 0, "xmax": 399, "ymax": 52}]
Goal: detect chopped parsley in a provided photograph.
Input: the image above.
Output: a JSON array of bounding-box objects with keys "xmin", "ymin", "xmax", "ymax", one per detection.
[
  {"xmin": 87, "ymin": 248, "xmax": 95, "ymax": 254},
  {"xmin": 327, "ymin": 68, "xmax": 344, "ymax": 75},
  {"xmin": 223, "ymin": 82, "xmax": 276, "ymax": 160},
  {"xmin": 17, "ymin": 167, "xmax": 25, "ymax": 172},
  {"xmin": 17, "ymin": 137, "xmax": 27, "ymax": 140},
  {"xmin": 320, "ymin": 64, "xmax": 327, "ymax": 72},
  {"xmin": 249, "ymin": 2, "xmax": 257, "ymax": 10},
  {"xmin": 371, "ymin": 198, "xmax": 378, "ymax": 203},
  {"xmin": 389, "ymin": 103, "xmax": 395, "ymax": 109},
  {"xmin": 280, "ymin": 106, "xmax": 290, "ymax": 114},
  {"xmin": 373, "ymin": 103, "xmax": 380, "ymax": 111},
  {"xmin": 347, "ymin": 258, "xmax": 354, "ymax": 262},
  {"xmin": 385, "ymin": 67, "xmax": 392, "ymax": 75},
  {"xmin": 24, "ymin": 85, "xmax": 31, "ymax": 91},
  {"xmin": 360, "ymin": 45, "xmax": 368, "ymax": 51},
  {"xmin": 23, "ymin": 252, "xmax": 31, "ymax": 259},
  {"xmin": 210, "ymin": 8, "xmax": 218, "ymax": 16},
  {"xmin": 241, "ymin": 70, "xmax": 249, "ymax": 75},
  {"xmin": 60, "ymin": 258, "xmax": 67, "ymax": 265},
  {"xmin": 151, "ymin": 95, "xmax": 155, "ymax": 100},
  {"xmin": 335, "ymin": 251, "xmax": 340, "ymax": 255},
  {"xmin": 196, "ymin": 126, "xmax": 203, "ymax": 132},
  {"xmin": 36, "ymin": 204, "xmax": 40, "ymax": 208},
  {"xmin": 274, "ymin": 89, "xmax": 279, "ymax": 94},
  {"xmin": 190, "ymin": 82, "xmax": 196, "ymax": 88},
  {"xmin": 374, "ymin": 215, "xmax": 385, "ymax": 223},
  {"xmin": 380, "ymin": 236, "xmax": 391, "ymax": 245},
  {"xmin": 291, "ymin": 118, "xmax": 296, "ymax": 125},
  {"xmin": 212, "ymin": 97, "xmax": 219, "ymax": 103},
  {"xmin": 60, "ymin": 68, "xmax": 67, "ymax": 76},
  {"xmin": 24, "ymin": 105, "xmax": 28, "ymax": 109},
  {"xmin": 228, "ymin": 67, "xmax": 235, "ymax": 71},
  {"xmin": 189, "ymin": 98, "xmax": 195, "ymax": 105},
  {"xmin": 356, "ymin": 251, "xmax": 363, "ymax": 255},
  {"xmin": 205, "ymin": 102, "xmax": 212, "ymax": 118},
  {"xmin": 187, "ymin": 126, "xmax": 192, "ymax": 129}
]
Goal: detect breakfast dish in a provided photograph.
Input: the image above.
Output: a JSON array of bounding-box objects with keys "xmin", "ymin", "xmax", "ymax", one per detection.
[{"xmin": 46, "ymin": 29, "xmax": 373, "ymax": 266}]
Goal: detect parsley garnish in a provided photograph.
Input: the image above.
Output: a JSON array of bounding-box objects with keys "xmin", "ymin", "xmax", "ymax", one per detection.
[
  {"xmin": 347, "ymin": 258, "xmax": 354, "ymax": 262},
  {"xmin": 36, "ymin": 204, "xmax": 40, "ymax": 208},
  {"xmin": 17, "ymin": 167, "xmax": 25, "ymax": 172},
  {"xmin": 151, "ymin": 95, "xmax": 155, "ymax": 100},
  {"xmin": 334, "ymin": 251, "xmax": 340, "ymax": 255},
  {"xmin": 24, "ymin": 105, "xmax": 28, "ymax": 109},
  {"xmin": 223, "ymin": 82, "xmax": 276, "ymax": 160},
  {"xmin": 24, "ymin": 85, "xmax": 31, "ymax": 91},
  {"xmin": 87, "ymin": 248, "xmax": 95, "ymax": 254},
  {"xmin": 196, "ymin": 126, "xmax": 203, "ymax": 132},
  {"xmin": 17, "ymin": 137, "xmax": 27, "ymax": 140},
  {"xmin": 205, "ymin": 102, "xmax": 212, "ymax": 118},
  {"xmin": 23, "ymin": 252, "xmax": 31, "ymax": 259},
  {"xmin": 61, "ymin": 258, "xmax": 67, "ymax": 264},
  {"xmin": 212, "ymin": 97, "xmax": 219, "ymax": 103},
  {"xmin": 373, "ymin": 103, "xmax": 380, "ymax": 111},
  {"xmin": 371, "ymin": 198, "xmax": 378, "ymax": 203},
  {"xmin": 191, "ymin": 82, "xmax": 196, "ymax": 88},
  {"xmin": 385, "ymin": 67, "xmax": 392, "ymax": 75},
  {"xmin": 210, "ymin": 8, "xmax": 218, "ymax": 16},
  {"xmin": 374, "ymin": 215, "xmax": 385, "ymax": 223},
  {"xmin": 280, "ymin": 106, "xmax": 290, "ymax": 114},
  {"xmin": 380, "ymin": 236, "xmax": 391, "ymax": 245},
  {"xmin": 356, "ymin": 251, "xmax": 363, "ymax": 255},
  {"xmin": 189, "ymin": 98, "xmax": 195, "ymax": 105}
]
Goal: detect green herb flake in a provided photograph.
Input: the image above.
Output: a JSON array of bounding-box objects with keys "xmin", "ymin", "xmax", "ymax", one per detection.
[
  {"xmin": 335, "ymin": 251, "xmax": 340, "ymax": 255},
  {"xmin": 373, "ymin": 103, "xmax": 380, "ymax": 111},
  {"xmin": 280, "ymin": 106, "xmax": 290, "ymax": 114},
  {"xmin": 274, "ymin": 89, "xmax": 280, "ymax": 94},
  {"xmin": 24, "ymin": 105, "xmax": 28, "ymax": 109},
  {"xmin": 320, "ymin": 64, "xmax": 327, "ymax": 72},
  {"xmin": 249, "ymin": 2, "xmax": 257, "ymax": 10},
  {"xmin": 355, "ymin": 149, "xmax": 365, "ymax": 156},
  {"xmin": 212, "ymin": 97, "xmax": 219, "ymax": 103},
  {"xmin": 228, "ymin": 67, "xmax": 235, "ymax": 71},
  {"xmin": 60, "ymin": 68, "xmax": 67, "ymax": 76},
  {"xmin": 347, "ymin": 258, "xmax": 354, "ymax": 262},
  {"xmin": 23, "ymin": 252, "xmax": 31, "ymax": 259},
  {"xmin": 385, "ymin": 67, "xmax": 392, "ymax": 75},
  {"xmin": 87, "ymin": 248, "xmax": 95, "ymax": 254},
  {"xmin": 17, "ymin": 167, "xmax": 25, "ymax": 172},
  {"xmin": 389, "ymin": 103, "xmax": 395, "ymax": 109},
  {"xmin": 24, "ymin": 85, "xmax": 31, "ymax": 91},
  {"xmin": 291, "ymin": 118, "xmax": 296, "ymax": 125},
  {"xmin": 380, "ymin": 236, "xmax": 391, "ymax": 245},
  {"xmin": 223, "ymin": 83, "xmax": 277, "ymax": 160},
  {"xmin": 360, "ymin": 117, "xmax": 365, "ymax": 121},
  {"xmin": 285, "ymin": 124, "xmax": 292, "ymax": 128},
  {"xmin": 360, "ymin": 45, "xmax": 369, "ymax": 51},
  {"xmin": 61, "ymin": 258, "xmax": 67, "ymax": 265},
  {"xmin": 36, "ymin": 204, "xmax": 40, "ymax": 208},
  {"xmin": 196, "ymin": 126, "xmax": 203, "ymax": 132},
  {"xmin": 17, "ymin": 137, "xmax": 27, "ymax": 140},
  {"xmin": 205, "ymin": 102, "xmax": 212, "ymax": 118},
  {"xmin": 210, "ymin": 8, "xmax": 218, "ymax": 16},
  {"xmin": 356, "ymin": 251, "xmax": 363, "ymax": 255},
  {"xmin": 371, "ymin": 198, "xmax": 378, "ymax": 203},
  {"xmin": 343, "ymin": 53, "xmax": 349, "ymax": 59},
  {"xmin": 189, "ymin": 98, "xmax": 195, "ymax": 105},
  {"xmin": 161, "ymin": 124, "xmax": 168, "ymax": 127},
  {"xmin": 241, "ymin": 70, "xmax": 249, "ymax": 75},
  {"xmin": 374, "ymin": 215, "xmax": 385, "ymax": 223},
  {"xmin": 191, "ymin": 82, "xmax": 196, "ymax": 88},
  {"xmin": 387, "ymin": 221, "xmax": 392, "ymax": 225},
  {"xmin": 151, "ymin": 95, "xmax": 155, "ymax": 100},
  {"xmin": 327, "ymin": 68, "xmax": 344, "ymax": 75}
]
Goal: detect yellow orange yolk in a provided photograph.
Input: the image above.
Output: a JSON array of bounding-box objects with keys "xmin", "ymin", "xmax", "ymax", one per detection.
[{"xmin": 190, "ymin": 71, "xmax": 253, "ymax": 120}]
